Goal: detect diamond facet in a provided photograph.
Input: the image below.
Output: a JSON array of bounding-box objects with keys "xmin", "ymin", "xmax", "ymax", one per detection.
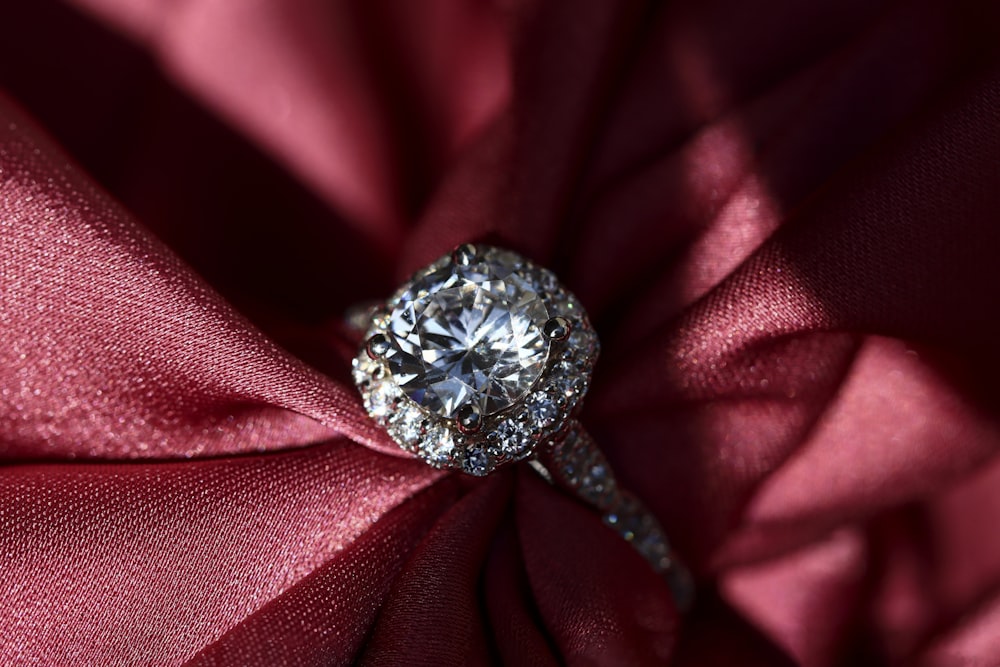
[{"xmin": 385, "ymin": 248, "xmax": 550, "ymax": 418}]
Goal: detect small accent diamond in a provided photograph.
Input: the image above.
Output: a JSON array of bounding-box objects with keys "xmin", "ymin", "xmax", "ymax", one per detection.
[
  {"xmin": 351, "ymin": 354, "xmax": 378, "ymax": 387},
  {"xmin": 390, "ymin": 405, "xmax": 425, "ymax": 449},
  {"xmin": 526, "ymin": 393, "xmax": 560, "ymax": 429},
  {"xmin": 551, "ymin": 361, "xmax": 586, "ymax": 399},
  {"xmin": 549, "ymin": 426, "xmax": 617, "ymax": 509},
  {"xmin": 566, "ymin": 327, "xmax": 597, "ymax": 357},
  {"xmin": 364, "ymin": 381, "xmax": 397, "ymax": 424},
  {"xmin": 604, "ymin": 494, "xmax": 672, "ymax": 572},
  {"xmin": 422, "ymin": 425, "xmax": 458, "ymax": 466},
  {"xmin": 463, "ymin": 446, "xmax": 490, "ymax": 476},
  {"xmin": 490, "ymin": 418, "xmax": 534, "ymax": 456}
]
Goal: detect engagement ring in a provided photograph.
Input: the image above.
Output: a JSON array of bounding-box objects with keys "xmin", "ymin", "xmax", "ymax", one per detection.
[{"xmin": 351, "ymin": 244, "xmax": 693, "ymax": 609}]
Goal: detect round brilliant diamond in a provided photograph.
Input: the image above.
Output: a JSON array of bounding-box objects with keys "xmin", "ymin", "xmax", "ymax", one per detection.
[{"xmin": 386, "ymin": 248, "xmax": 550, "ymax": 418}]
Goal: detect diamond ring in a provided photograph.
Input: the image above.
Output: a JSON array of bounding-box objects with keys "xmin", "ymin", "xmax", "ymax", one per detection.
[{"xmin": 351, "ymin": 244, "xmax": 693, "ymax": 609}]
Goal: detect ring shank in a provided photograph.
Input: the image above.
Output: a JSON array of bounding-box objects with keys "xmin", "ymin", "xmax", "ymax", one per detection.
[{"xmin": 534, "ymin": 421, "xmax": 694, "ymax": 612}]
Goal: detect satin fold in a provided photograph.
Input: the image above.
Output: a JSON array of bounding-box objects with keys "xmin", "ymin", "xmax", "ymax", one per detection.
[{"xmin": 1, "ymin": 0, "xmax": 999, "ymax": 664}]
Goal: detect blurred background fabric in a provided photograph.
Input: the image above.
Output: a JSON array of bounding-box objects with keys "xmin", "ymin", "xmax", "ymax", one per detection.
[{"xmin": 1, "ymin": 1, "xmax": 999, "ymax": 665}]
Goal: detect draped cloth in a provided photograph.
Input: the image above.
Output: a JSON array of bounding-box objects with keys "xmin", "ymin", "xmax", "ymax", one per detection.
[{"xmin": 1, "ymin": 1, "xmax": 999, "ymax": 665}]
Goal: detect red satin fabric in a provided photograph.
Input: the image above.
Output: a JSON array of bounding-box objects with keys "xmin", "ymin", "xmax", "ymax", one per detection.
[{"xmin": 1, "ymin": 1, "xmax": 999, "ymax": 665}]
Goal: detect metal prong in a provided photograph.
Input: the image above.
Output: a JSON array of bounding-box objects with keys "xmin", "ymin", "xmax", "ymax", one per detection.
[
  {"xmin": 543, "ymin": 316, "xmax": 572, "ymax": 341},
  {"xmin": 456, "ymin": 404, "xmax": 482, "ymax": 433},
  {"xmin": 527, "ymin": 458, "xmax": 554, "ymax": 483},
  {"xmin": 452, "ymin": 243, "xmax": 478, "ymax": 266},
  {"xmin": 366, "ymin": 333, "xmax": 392, "ymax": 359}
]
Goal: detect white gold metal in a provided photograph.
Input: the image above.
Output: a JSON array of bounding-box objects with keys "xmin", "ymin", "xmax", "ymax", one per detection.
[{"xmin": 539, "ymin": 421, "xmax": 694, "ymax": 611}]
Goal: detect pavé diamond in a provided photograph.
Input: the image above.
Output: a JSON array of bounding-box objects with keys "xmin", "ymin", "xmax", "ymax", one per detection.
[
  {"xmin": 551, "ymin": 360, "xmax": 586, "ymax": 399},
  {"xmin": 390, "ymin": 405, "xmax": 425, "ymax": 448},
  {"xmin": 364, "ymin": 381, "xmax": 396, "ymax": 423},
  {"xmin": 463, "ymin": 446, "xmax": 490, "ymax": 476},
  {"xmin": 423, "ymin": 425, "xmax": 458, "ymax": 466},
  {"xmin": 526, "ymin": 392, "xmax": 560, "ymax": 428},
  {"xmin": 490, "ymin": 418, "xmax": 534, "ymax": 456},
  {"xmin": 385, "ymin": 248, "xmax": 550, "ymax": 418}
]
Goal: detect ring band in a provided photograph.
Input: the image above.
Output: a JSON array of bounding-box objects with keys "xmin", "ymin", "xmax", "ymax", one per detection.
[{"xmin": 538, "ymin": 421, "xmax": 694, "ymax": 610}]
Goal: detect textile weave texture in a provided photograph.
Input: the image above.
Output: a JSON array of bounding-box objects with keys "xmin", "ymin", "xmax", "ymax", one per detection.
[{"xmin": 1, "ymin": 1, "xmax": 999, "ymax": 665}]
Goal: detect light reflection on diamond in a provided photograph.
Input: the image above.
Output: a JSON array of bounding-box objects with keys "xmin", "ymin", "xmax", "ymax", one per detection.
[
  {"xmin": 566, "ymin": 327, "xmax": 597, "ymax": 357},
  {"xmin": 386, "ymin": 248, "xmax": 550, "ymax": 418},
  {"xmin": 526, "ymin": 393, "xmax": 559, "ymax": 428},
  {"xmin": 423, "ymin": 426, "xmax": 458, "ymax": 466},
  {"xmin": 364, "ymin": 381, "xmax": 396, "ymax": 424},
  {"xmin": 551, "ymin": 361, "xmax": 585, "ymax": 399},
  {"xmin": 490, "ymin": 419, "xmax": 533, "ymax": 456},
  {"xmin": 390, "ymin": 405, "xmax": 425, "ymax": 448},
  {"xmin": 463, "ymin": 446, "xmax": 490, "ymax": 476}
]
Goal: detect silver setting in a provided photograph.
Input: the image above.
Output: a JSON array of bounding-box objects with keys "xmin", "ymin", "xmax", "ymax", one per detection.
[
  {"xmin": 352, "ymin": 245, "xmax": 599, "ymax": 476},
  {"xmin": 542, "ymin": 422, "xmax": 695, "ymax": 611},
  {"xmin": 543, "ymin": 316, "xmax": 572, "ymax": 341},
  {"xmin": 451, "ymin": 242, "xmax": 478, "ymax": 266},
  {"xmin": 456, "ymin": 404, "xmax": 483, "ymax": 434},
  {"xmin": 365, "ymin": 333, "xmax": 391, "ymax": 359}
]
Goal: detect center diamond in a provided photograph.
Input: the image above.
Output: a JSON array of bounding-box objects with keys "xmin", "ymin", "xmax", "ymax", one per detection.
[{"xmin": 385, "ymin": 249, "xmax": 550, "ymax": 418}]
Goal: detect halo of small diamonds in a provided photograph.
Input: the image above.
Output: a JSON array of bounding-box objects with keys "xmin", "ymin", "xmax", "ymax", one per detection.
[{"xmin": 352, "ymin": 245, "xmax": 599, "ymax": 475}]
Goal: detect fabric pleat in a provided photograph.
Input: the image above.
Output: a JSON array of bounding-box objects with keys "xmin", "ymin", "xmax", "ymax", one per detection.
[{"xmin": 1, "ymin": 0, "xmax": 999, "ymax": 664}]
